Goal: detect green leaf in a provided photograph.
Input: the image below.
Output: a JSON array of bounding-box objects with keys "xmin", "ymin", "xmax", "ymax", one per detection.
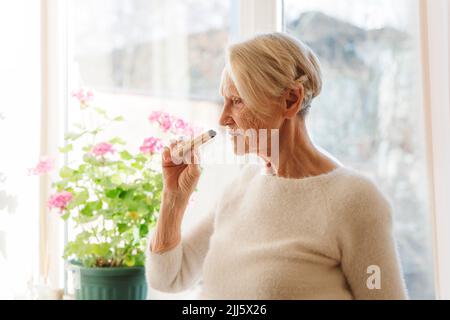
[
  {"xmin": 124, "ymin": 256, "xmax": 135, "ymax": 267},
  {"xmin": 94, "ymin": 107, "xmax": 107, "ymax": 116},
  {"xmin": 65, "ymin": 131, "xmax": 84, "ymax": 141},
  {"xmin": 80, "ymin": 206, "xmax": 93, "ymax": 217},
  {"xmin": 142, "ymin": 183, "xmax": 152, "ymax": 192},
  {"xmin": 139, "ymin": 224, "xmax": 149, "ymax": 237},
  {"xmin": 80, "ymin": 201, "xmax": 102, "ymax": 217},
  {"xmin": 83, "ymin": 153, "xmax": 100, "ymax": 165},
  {"xmin": 117, "ymin": 223, "xmax": 128, "ymax": 234},
  {"xmin": 82, "ymin": 145, "xmax": 93, "ymax": 152},
  {"xmin": 111, "ymin": 174, "xmax": 122, "ymax": 185},
  {"xmin": 59, "ymin": 166, "xmax": 74, "ymax": 179},
  {"xmin": 113, "ymin": 115, "xmax": 124, "ymax": 122},
  {"xmin": 60, "ymin": 212, "xmax": 70, "ymax": 221},
  {"xmin": 92, "ymin": 243, "xmax": 111, "ymax": 257},
  {"xmin": 89, "ymin": 128, "xmax": 103, "ymax": 135},
  {"xmin": 119, "ymin": 151, "xmax": 132, "ymax": 160},
  {"xmin": 58, "ymin": 144, "xmax": 73, "ymax": 153},
  {"xmin": 134, "ymin": 154, "xmax": 147, "ymax": 162},
  {"xmin": 118, "ymin": 189, "xmax": 133, "ymax": 200},
  {"xmin": 131, "ymin": 161, "xmax": 143, "ymax": 170},
  {"xmin": 105, "ymin": 188, "xmax": 121, "ymax": 199},
  {"xmin": 70, "ymin": 190, "xmax": 89, "ymax": 206},
  {"xmin": 109, "ymin": 137, "xmax": 126, "ymax": 145},
  {"xmin": 53, "ymin": 180, "xmax": 68, "ymax": 192},
  {"xmin": 134, "ymin": 253, "xmax": 146, "ymax": 267},
  {"xmin": 77, "ymin": 164, "xmax": 87, "ymax": 172}
]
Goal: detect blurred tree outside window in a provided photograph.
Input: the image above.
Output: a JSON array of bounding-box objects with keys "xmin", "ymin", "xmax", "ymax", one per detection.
[{"xmin": 284, "ymin": 0, "xmax": 434, "ymax": 299}]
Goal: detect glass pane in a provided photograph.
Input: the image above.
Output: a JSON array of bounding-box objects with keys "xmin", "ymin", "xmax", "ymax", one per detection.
[
  {"xmin": 284, "ymin": 0, "xmax": 434, "ymax": 299},
  {"xmin": 67, "ymin": 0, "xmax": 232, "ymax": 150},
  {"xmin": 66, "ymin": 0, "xmax": 234, "ymax": 299}
]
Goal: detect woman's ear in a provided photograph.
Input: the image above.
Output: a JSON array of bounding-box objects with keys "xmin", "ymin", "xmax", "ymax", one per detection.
[{"xmin": 283, "ymin": 85, "xmax": 304, "ymax": 119}]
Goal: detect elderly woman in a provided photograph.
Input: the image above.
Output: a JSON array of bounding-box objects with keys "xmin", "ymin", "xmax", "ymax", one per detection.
[{"xmin": 145, "ymin": 32, "xmax": 407, "ymax": 300}]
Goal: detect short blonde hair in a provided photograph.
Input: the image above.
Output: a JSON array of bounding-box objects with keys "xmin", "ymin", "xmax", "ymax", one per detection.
[{"xmin": 220, "ymin": 32, "xmax": 322, "ymax": 118}]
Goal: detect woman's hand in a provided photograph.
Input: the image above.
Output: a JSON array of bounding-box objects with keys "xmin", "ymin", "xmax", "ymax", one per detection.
[
  {"xmin": 162, "ymin": 139, "xmax": 201, "ymax": 199},
  {"xmin": 150, "ymin": 139, "xmax": 201, "ymax": 254}
]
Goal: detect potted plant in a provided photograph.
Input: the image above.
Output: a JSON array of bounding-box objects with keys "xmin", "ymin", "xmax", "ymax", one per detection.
[{"xmin": 31, "ymin": 89, "xmax": 201, "ymax": 300}]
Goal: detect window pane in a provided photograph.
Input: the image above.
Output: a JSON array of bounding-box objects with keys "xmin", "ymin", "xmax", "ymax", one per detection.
[
  {"xmin": 284, "ymin": 0, "xmax": 434, "ymax": 299},
  {"xmin": 67, "ymin": 0, "xmax": 232, "ymax": 150},
  {"xmin": 66, "ymin": 0, "xmax": 234, "ymax": 298}
]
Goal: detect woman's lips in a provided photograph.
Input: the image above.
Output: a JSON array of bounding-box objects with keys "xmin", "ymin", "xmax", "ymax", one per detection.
[{"xmin": 227, "ymin": 128, "xmax": 243, "ymax": 137}]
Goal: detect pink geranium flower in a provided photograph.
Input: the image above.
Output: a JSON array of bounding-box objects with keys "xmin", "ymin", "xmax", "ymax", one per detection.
[
  {"xmin": 158, "ymin": 113, "xmax": 173, "ymax": 132},
  {"xmin": 48, "ymin": 191, "xmax": 73, "ymax": 213},
  {"xmin": 91, "ymin": 142, "xmax": 115, "ymax": 157},
  {"xmin": 148, "ymin": 110, "xmax": 174, "ymax": 132},
  {"xmin": 27, "ymin": 157, "xmax": 54, "ymax": 176},
  {"xmin": 139, "ymin": 137, "xmax": 163, "ymax": 155},
  {"xmin": 174, "ymin": 118, "xmax": 188, "ymax": 131},
  {"xmin": 148, "ymin": 110, "xmax": 162, "ymax": 123},
  {"xmin": 71, "ymin": 88, "xmax": 94, "ymax": 107},
  {"xmin": 148, "ymin": 110, "xmax": 203, "ymax": 136}
]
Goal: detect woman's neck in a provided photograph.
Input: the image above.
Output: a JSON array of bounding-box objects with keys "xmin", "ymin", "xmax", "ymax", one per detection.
[{"xmin": 260, "ymin": 118, "xmax": 339, "ymax": 179}]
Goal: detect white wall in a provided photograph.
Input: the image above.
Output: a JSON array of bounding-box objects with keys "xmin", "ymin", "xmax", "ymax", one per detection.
[{"xmin": 0, "ymin": 1, "xmax": 41, "ymax": 298}]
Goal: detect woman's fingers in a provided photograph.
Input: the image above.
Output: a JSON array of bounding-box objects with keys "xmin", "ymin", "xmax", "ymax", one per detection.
[
  {"xmin": 162, "ymin": 138, "xmax": 188, "ymax": 166},
  {"xmin": 162, "ymin": 137, "xmax": 203, "ymax": 166},
  {"xmin": 183, "ymin": 147, "xmax": 200, "ymax": 165},
  {"xmin": 187, "ymin": 149, "xmax": 201, "ymax": 177},
  {"xmin": 162, "ymin": 140, "xmax": 181, "ymax": 166},
  {"xmin": 161, "ymin": 147, "xmax": 173, "ymax": 166}
]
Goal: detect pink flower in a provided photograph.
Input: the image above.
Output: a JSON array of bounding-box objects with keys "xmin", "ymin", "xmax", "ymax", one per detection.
[
  {"xmin": 148, "ymin": 110, "xmax": 162, "ymax": 123},
  {"xmin": 148, "ymin": 110, "xmax": 202, "ymax": 136},
  {"xmin": 139, "ymin": 137, "xmax": 163, "ymax": 154},
  {"xmin": 48, "ymin": 191, "xmax": 73, "ymax": 213},
  {"xmin": 91, "ymin": 142, "xmax": 115, "ymax": 157},
  {"xmin": 86, "ymin": 90, "xmax": 94, "ymax": 101},
  {"xmin": 71, "ymin": 88, "xmax": 94, "ymax": 106},
  {"xmin": 148, "ymin": 110, "xmax": 174, "ymax": 132},
  {"xmin": 28, "ymin": 157, "xmax": 54, "ymax": 176},
  {"xmin": 174, "ymin": 118, "xmax": 188, "ymax": 131},
  {"xmin": 158, "ymin": 113, "xmax": 173, "ymax": 132}
]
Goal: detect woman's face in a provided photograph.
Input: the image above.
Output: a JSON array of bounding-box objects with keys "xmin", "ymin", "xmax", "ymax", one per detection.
[{"xmin": 219, "ymin": 74, "xmax": 284, "ymax": 156}]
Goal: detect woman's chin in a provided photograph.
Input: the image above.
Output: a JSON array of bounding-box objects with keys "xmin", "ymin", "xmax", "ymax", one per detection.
[{"xmin": 232, "ymin": 142, "xmax": 261, "ymax": 156}]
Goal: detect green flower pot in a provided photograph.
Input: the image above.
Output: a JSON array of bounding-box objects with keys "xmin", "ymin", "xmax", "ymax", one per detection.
[{"xmin": 69, "ymin": 263, "xmax": 147, "ymax": 300}]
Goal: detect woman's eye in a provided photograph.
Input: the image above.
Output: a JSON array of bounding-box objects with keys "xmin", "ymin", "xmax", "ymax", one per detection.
[{"xmin": 232, "ymin": 98, "xmax": 242, "ymax": 105}]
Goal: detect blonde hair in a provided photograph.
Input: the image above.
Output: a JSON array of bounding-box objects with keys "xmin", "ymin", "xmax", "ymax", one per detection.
[{"xmin": 220, "ymin": 32, "xmax": 322, "ymax": 118}]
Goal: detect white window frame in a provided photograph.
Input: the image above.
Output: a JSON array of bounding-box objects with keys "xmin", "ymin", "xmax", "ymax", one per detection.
[
  {"xmin": 40, "ymin": 0, "xmax": 68, "ymax": 291},
  {"xmin": 238, "ymin": 0, "xmax": 283, "ymax": 39},
  {"xmin": 39, "ymin": 0, "xmax": 450, "ymax": 299},
  {"xmin": 419, "ymin": 0, "xmax": 450, "ymax": 300}
]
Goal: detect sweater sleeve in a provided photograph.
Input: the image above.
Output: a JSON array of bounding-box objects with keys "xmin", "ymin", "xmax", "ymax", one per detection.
[
  {"xmin": 145, "ymin": 208, "xmax": 215, "ymax": 293},
  {"xmin": 337, "ymin": 178, "xmax": 408, "ymax": 300}
]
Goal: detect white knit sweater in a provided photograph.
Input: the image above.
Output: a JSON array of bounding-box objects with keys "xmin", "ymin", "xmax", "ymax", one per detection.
[{"xmin": 145, "ymin": 165, "xmax": 408, "ymax": 300}]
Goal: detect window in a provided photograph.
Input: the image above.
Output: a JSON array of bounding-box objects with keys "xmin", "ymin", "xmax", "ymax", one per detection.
[
  {"xmin": 284, "ymin": 0, "xmax": 435, "ymax": 299},
  {"xmin": 65, "ymin": 0, "xmax": 237, "ymax": 298},
  {"xmin": 29, "ymin": 0, "xmax": 447, "ymax": 300}
]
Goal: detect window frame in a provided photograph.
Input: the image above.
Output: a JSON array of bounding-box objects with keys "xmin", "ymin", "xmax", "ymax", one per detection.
[
  {"xmin": 40, "ymin": 0, "xmax": 69, "ymax": 292},
  {"xmin": 39, "ymin": 0, "xmax": 450, "ymax": 299},
  {"xmin": 419, "ymin": 0, "xmax": 450, "ymax": 300}
]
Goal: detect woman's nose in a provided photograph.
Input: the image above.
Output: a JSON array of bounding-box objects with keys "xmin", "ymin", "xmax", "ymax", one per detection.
[{"xmin": 219, "ymin": 104, "xmax": 233, "ymax": 127}]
